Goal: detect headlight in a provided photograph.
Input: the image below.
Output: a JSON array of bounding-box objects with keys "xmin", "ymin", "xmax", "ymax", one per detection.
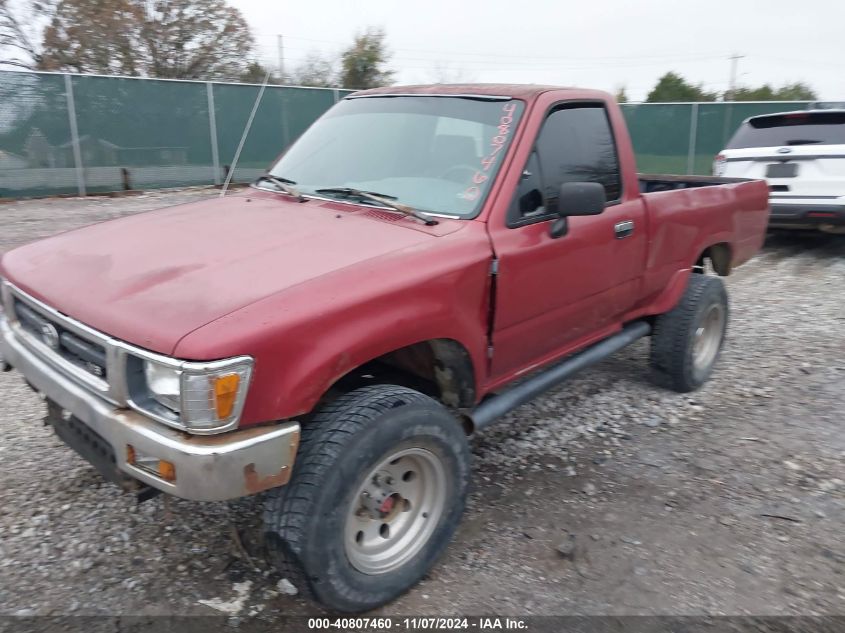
[
  {"xmin": 144, "ymin": 362, "xmax": 181, "ymax": 412},
  {"xmin": 131, "ymin": 355, "xmax": 253, "ymax": 433}
]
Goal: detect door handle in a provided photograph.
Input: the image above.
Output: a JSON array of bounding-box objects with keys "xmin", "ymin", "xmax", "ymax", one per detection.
[{"xmin": 615, "ymin": 220, "xmax": 634, "ymax": 239}]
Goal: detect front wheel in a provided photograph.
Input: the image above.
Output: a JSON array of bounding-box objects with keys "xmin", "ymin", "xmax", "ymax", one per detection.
[
  {"xmin": 263, "ymin": 385, "xmax": 470, "ymax": 612},
  {"xmin": 650, "ymin": 274, "xmax": 729, "ymax": 392}
]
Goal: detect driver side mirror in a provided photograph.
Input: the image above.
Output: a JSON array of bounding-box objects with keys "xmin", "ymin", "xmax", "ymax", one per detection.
[{"xmin": 549, "ymin": 182, "xmax": 607, "ymax": 239}]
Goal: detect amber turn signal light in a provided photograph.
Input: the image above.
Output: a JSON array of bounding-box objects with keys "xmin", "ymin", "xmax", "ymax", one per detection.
[
  {"xmin": 157, "ymin": 460, "xmax": 176, "ymax": 481},
  {"xmin": 126, "ymin": 444, "xmax": 176, "ymax": 482},
  {"xmin": 213, "ymin": 373, "xmax": 241, "ymax": 419}
]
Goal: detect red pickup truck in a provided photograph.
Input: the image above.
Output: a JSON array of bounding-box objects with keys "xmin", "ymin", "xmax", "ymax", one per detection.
[{"xmin": 0, "ymin": 84, "xmax": 768, "ymax": 612}]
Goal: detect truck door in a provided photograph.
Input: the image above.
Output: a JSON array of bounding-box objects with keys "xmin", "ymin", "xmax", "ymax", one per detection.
[{"xmin": 487, "ymin": 102, "xmax": 646, "ymax": 379}]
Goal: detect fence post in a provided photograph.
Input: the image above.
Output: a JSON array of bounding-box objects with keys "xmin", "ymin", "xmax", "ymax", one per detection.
[
  {"xmin": 281, "ymin": 87, "xmax": 291, "ymax": 148},
  {"xmin": 686, "ymin": 103, "xmax": 699, "ymax": 175},
  {"xmin": 721, "ymin": 102, "xmax": 734, "ymax": 149},
  {"xmin": 333, "ymin": 88, "xmax": 340, "ymax": 103},
  {"xmin": 63, "ymin": 74, "xmax": 86, "ymax": 197},
  {"xmin": 206, "ymin": 82, "xmax": 221, "ymax": 185}
]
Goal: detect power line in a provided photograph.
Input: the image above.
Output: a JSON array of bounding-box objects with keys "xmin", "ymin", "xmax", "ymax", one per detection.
[
  {"xmin": 254, "ymin": 35, "xmax": 845, "ymax": 72},
  {"xmin": 255, "ymin": 45, "xmax": 728, "ymax": 71},
  {"xmin": 762, "ymin": 56, "xmax": 845, "ymax": 70},
  {"xmin": 253, "ymin": 32, "xmax": 729, "ymax": 64}
]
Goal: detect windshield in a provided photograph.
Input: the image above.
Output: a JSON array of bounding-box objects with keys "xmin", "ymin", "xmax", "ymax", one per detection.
[
  {"xmin": 268, "ymin": 96, "xmax": 525, "ymax": 218},
  {"xmin": 727, "ymin": 111, "xmax": 845, "ymax": 149}
]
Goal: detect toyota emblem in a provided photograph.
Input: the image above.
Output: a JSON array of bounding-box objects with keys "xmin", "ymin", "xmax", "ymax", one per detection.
[
  {"xmin": 39, "ymin": 323, "xmax": 60, "ymax": 351},
  {"xmin": 776, "ymin": 147, "xmax": 792, "ymax": 154}
]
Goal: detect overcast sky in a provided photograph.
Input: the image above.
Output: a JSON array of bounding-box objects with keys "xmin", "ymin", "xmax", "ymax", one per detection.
[{"xmin": 233, "ymin": 0, "xmax": 844, "ymax": 102}]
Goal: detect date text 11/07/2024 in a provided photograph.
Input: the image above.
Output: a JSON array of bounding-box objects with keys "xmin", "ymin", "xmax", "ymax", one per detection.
[{"xmin": 306, "ymin": 617, "xmax": 529, "ymax": 630}]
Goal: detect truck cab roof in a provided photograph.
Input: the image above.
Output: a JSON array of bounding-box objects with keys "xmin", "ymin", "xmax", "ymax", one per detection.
[{"xmin": 350, "ymin": 83, "xmax": 584, "ymax": 100}]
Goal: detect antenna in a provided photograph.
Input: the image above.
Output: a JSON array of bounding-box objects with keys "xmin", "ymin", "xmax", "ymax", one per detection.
[{"xmin": 220, "ymin": 68, "xmax": 272, "ymax": 197}]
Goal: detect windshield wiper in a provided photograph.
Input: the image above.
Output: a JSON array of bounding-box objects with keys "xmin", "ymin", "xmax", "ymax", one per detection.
[
  {"xmin": 255, "ymin": 174, "xmax": 306, "ymax": 202},
  {"xmin": 314, "ymin": 187, "xmax": 439, "ymax": 225},
  {"xmin": 785, "ymin": 139, "xmax": 823, "ymax": 145}
]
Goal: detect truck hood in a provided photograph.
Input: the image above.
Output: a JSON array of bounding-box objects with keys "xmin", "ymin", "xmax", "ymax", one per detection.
[{"xmin": 1, "ymin": 191, "xmax": 462, "ymax": 355}]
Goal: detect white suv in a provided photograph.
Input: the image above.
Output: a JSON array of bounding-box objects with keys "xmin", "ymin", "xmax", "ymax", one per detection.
[{"xmin": 714, "ymin": 110, "xmax": 845, "ymax": 233}]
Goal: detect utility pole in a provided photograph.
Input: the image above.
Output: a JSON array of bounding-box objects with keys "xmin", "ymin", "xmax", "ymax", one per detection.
[
  {"xmin": 722, "ymin": 53, "xmax": 745, "ymax": 148},
  {"xmin": 277, "ymin": 34, "xmax": 285, "ymax": 83},
  {"xmin": 727, "ymin": 53, "xmax": 744, "ymax": 101}
]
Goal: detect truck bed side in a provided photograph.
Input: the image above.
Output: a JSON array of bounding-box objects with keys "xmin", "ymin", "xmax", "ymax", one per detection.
[{"xmin": 633, "ymin": 177, "xmax": 769, "ymax": 316}]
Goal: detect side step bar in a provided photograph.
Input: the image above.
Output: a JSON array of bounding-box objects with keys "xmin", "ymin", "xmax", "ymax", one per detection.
[{"xmin": 470, "ymin": 321, "xmax": 652, "ymax": 432}]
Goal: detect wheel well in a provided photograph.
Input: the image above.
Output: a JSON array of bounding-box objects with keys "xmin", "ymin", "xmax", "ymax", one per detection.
[
  {"xmin": 321, "ymin": 339, "xmax": 477, "ymax": 412},
  {"xmin": 695, "ymin": 242, "xmax": 732, "ymax": 276}
]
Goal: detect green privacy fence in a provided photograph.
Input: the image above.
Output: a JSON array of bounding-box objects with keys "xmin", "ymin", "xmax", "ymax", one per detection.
[
  {"xmin": 0, "ymin": 69, "xmax": 837, "ymax": 198},
  {"xmin": 619, "ymin": 101, "xmax": 839, "ymax": 175},
  {"xmin": 0, "ymin": 70, "xmax": 350, "ymax": 198}
]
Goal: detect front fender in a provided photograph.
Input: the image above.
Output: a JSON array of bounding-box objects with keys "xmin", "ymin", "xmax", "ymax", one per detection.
[
  {"xmin": 174, "ymin": 227, "xmax": 494, "ymax": 425},
  {"xmin": 251, "ymin": 287, "xmax": 488, "ymax": 423}
]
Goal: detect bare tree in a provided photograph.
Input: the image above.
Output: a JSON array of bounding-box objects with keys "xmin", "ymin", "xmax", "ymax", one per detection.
[
  {"xmin": 136, "ymin": 0, "xmax": 254, "ymax": 81},
  {"xmin": 0, "ymin": 0, "xmax": 57, "ymax": 69},
  {"xmin": 6, "ymin": 0, "xmax": 256, "ymax": 80},
  {"xmin": 291, "ymin": 51, "xmax": 336, "ymax": 87},
  {"xmin": 428, "ymin": 62, "xmax": 476, "ymax": 84},
  {"xmin": 39, "ymin": 0, "xmax": 143, "ymax": 74}
]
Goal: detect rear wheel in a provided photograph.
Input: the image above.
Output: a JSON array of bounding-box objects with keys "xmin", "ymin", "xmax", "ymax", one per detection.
[
  {"xmin": 650, "ymin": 274, "xmax": 729, "ymax": 392},
  {"xmin": 263, "ymin": 385, "xmax": 470, "ymax": 612}
]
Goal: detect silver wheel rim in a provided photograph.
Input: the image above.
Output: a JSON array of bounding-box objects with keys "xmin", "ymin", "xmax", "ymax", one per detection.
[
  {"xmin": 693, "ymin": 303, "xmax": 725, "ymax": 372},
  {"xmin": 344, "ymin": 447, "xmax": 447, "ymax": 575}
]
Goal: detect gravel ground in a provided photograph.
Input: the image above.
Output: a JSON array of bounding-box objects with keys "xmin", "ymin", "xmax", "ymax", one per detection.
[{"xmin": 0, "ymin": 190, "xmax": 843, "ymax": 620}]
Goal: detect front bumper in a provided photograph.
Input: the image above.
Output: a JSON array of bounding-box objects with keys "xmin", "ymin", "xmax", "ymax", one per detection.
[
  {"xmin": 769, "ymin": 200, "xmax": 845, "ymax": 229},
  {"xmin": 1, "ymin": 315, "xmax": 300, "ymax": 501}
]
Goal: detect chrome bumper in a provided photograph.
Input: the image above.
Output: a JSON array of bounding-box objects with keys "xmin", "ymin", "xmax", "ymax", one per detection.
[{"xmin": 0, "ymin": 315, "xmax": 300, "ymax": 501}]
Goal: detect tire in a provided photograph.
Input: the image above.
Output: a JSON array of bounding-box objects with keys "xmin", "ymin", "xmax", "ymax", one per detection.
[
  {"xmin": 650, "ymin": 273, "xmax": 729, "ymax": 393},
  {"xmin": 263, "ymin": 385, "xmax": 471, "ymax": 613}
]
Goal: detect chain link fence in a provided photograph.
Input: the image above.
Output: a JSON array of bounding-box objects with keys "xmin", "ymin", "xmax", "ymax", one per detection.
[
  {"xmin": 0, "ymin": 70, "xmax": 349, "ymax": 198},
  {"xmin": 0, "ymin": 70, "xmax": 838, "ymax": 198},
  {"xmin": 620, "ymin": 100, "xmax": 839, "ymax": 175}
]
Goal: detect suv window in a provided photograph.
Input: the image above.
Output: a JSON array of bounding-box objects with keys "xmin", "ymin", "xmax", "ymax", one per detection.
[
  {"xmin": 512, "ymin": 104, "xmax": 621, "ymax": 221},
  {"xmin": 727, "ymin": 111, "xmax": 845, "ymax": 148}
]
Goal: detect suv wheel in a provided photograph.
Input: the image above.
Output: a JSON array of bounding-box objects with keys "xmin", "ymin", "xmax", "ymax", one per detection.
[{"xmin": 263, "ymin": 385, "xmax": 470, "ymax": 612}]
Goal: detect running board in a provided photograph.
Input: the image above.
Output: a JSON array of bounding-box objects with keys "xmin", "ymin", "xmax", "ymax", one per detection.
[{"xmin": 470, "ymin": 321, "xmax": 652, "ymax": 431}]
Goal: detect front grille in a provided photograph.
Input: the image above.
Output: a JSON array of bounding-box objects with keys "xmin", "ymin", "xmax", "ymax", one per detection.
[{"xmin": 14, "ymin": 299, "xmax": 108, "ymax": 380}]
